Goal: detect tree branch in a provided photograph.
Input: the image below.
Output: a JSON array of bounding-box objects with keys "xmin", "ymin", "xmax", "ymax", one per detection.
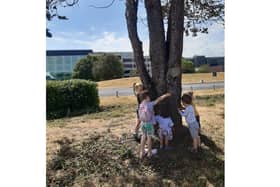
[
  {"xmin": 125, "ymin": 0, "xmax": 155, "ymax": 96},
  {"xmin": 89, "ymin": 0, "xmax": 116, "ymax": 8},
  {"xmin": 144, "ymin": 0, "xmax": 167, "ymax": 95}
]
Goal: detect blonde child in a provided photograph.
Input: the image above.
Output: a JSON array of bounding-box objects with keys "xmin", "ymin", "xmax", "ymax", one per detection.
[
  {"xmin": 132, "ymin": 83, "xmax": 144, "ymax": 136},
  {"xmin": 187, "ymin": 91, "xmax": 201, "ymax": 134},
  {"xmin": 178, "ymin": 93, "xmax": 201, "ymax": 153},
  {"xmin": 138, "ymin": 91, "xmax": 171, "ymax": 158}
]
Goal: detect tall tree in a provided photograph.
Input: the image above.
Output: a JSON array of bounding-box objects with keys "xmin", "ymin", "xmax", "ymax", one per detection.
[{"xmin": 125, "ymin": 0, "xmax": 224, "ymax": 138}]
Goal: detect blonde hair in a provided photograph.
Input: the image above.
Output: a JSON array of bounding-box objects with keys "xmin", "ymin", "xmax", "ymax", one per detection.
[{"xmin": 133, "ymin": 82, "xmax": 143, "ymax": 95}]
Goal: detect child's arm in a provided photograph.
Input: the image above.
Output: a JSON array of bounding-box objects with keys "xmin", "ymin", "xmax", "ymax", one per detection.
[
  {"xmin": 154, "ymin": 93, "xmax": 171, "ymax": 105},
  {"xmin": 178, "ymin": 108, "xmax": 188, "ymax": 116}
]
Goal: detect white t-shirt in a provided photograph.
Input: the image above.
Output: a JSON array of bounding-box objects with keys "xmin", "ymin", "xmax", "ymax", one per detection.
[
  {"xmin": 179, "ymin": 105, "xmax": 197, "ymax": 124},
  {"xmin": 155, "ymin": 115, "xmax": 174, "ymax": 131}
]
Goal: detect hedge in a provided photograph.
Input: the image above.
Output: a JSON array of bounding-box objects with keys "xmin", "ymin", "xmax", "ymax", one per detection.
[{"xmin": 47, "ymin": 79, "xmax": 99, "ymax": 119}]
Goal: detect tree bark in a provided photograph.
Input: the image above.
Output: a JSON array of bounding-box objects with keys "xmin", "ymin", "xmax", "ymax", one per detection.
[
  {"xmin": 166, "ymin": 0, "xmax": 185, "ymax": 136},
  {"xmin": 144, "ymin": 0, "xmax": 167, "ymax": 96},
  {"xmin": 125, "ymin": 0, "xmax": 187, "ymax": 141},
  {"xmin": 125, "ymin": 0, "xmax": 156, "ymax": 97}
]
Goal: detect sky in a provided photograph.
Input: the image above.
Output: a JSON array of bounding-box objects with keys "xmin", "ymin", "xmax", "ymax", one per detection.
[{"xmin": 46, "ymin": 0, "xmax": 224, "ymax": 58}]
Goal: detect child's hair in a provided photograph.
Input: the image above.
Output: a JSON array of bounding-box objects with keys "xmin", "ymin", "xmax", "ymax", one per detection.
[
  {"xmin": 181, "ymin": 93, "xmax": 192, "ymax": 105},
  {"xmin": 133, "ymin": 82, "xmax": 143, "ymax": 94},
  {"xmin": 187, "ymin": 91, "xmax": 194, "ymax": 97},
  {"xmin": 139, "ymin": 90, "xmax": 150, "ymax": 102}
]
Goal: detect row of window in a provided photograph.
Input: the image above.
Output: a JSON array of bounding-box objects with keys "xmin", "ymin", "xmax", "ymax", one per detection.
[
  {"xmin": 46, "ymin": 55, "xmax": 151, "ymax": 73},
  {"xmin": 46, "ymin": 55, "xmax": 85, "ymax": 73}
]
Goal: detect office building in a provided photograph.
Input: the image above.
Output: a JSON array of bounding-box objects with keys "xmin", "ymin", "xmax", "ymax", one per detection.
[{"xmin": 46, "ymin": 50, "xmax": 93, "ymax": 74}]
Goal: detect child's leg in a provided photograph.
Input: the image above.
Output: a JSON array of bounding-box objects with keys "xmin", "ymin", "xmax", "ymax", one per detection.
[
  {"xmin": 147, "ymin": 135, "xmax": 152, "ymax": 157},
  {"xmin": 193, "ymin": 138, "xmax": 198, "ymax": 150},
  {"xmin": 197, "ymin": 135, "xmax": 201, "ymax": 147},
  {"xmin": 140, "ymin": 134, "xmax": 146, "ymax": 158},
  {"xmin": 164, "ymin": 136, "xmax": 169, "ymax": 147},
  {"xmin": 135, "ymin": 119, "xmax": 141, "ymax": 134},
  {"xmin": 160, "ymin": 136, "xmax": 164, "ymax": 149}
]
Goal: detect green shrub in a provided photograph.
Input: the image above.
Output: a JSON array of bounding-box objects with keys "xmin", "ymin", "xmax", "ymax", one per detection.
[
  {"xmin": 72, "ymin": 56, "xmax": 97, "ymax": 80},
  {"xmin": 181, "ymin": 59, "xmax": 195, "ymax": 73},
  {"xmin": 47, "ymin": 79, "xmax": 99, "ymax": 119},
  {"xmin": 197, "ymin": 64, "xmax": 210, "ymax": 73},
  {"xmin": 92, "ymin": 54, "xmax": 124, "ymax": 81}
]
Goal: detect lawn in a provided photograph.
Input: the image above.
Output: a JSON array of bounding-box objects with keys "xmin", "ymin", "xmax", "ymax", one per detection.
[
  {"xmin": 97, "ymin": 72, "xmax": 224, "ymax": 88},
  {"xmin": 47, "ymin": 89, "xmax": 224, "ymax": 186}
]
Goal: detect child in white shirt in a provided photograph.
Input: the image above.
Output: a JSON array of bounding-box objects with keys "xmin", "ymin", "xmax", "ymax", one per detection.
[
  {"xmin": 155, "ymin": 109, "xmax": 174, "ymax": 150},
  {"xmin": 178, "ymin": 93, "xmax": 201, "ymax": 153}
]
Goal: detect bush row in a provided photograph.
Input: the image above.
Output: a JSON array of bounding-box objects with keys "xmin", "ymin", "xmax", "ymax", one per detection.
[{"xmin": 47, "ymin": 79, "xmax": 99, "ymax": 119}]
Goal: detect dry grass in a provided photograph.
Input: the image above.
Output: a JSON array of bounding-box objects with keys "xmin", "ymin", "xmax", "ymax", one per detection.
[
  {"xmin": 47, "ymin": 90, "xmax": 224, "ymax": 186},
  {"xmin": 98, "ymin": 72, "xmax": 224, "ymax": 88}
]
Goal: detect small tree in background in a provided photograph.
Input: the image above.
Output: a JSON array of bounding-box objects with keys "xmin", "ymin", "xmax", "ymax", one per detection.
[
  {"xmin": 197, "ymin": 64, "xmax": 210, "ymax": 73},
  {"xmin": 181, "ymin": 59, "xmax": 195, "ymax": 73},
  {"xmin": 93, "ymin": 55, "xmax": 124, "ymax": 81},
  {"xmin": 72, "ymin": 55, "xmax": 97, "ymax": 80}
]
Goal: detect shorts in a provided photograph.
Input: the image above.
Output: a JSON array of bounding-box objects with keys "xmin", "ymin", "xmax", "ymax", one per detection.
[
  {"xmin": 188, "ymin": 121, "xmax": 199, "ymax": 139},
  {"xmin": 141, "ymin": 123, "xmax": 154, "ymax": 136},
  {"xmin": 195, "ymin": 115, "xmax": 201, "ymax": 128},
  {"xmin": 158, "ymin": 128, "xmax": 173, "ymax": 140}
]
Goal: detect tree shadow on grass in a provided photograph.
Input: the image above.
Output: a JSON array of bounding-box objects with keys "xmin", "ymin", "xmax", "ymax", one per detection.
[
  {"xmin": 131, "ymin": 125, "xmax": 225, "ymax": 187},
  {"xmin": 47, "ymin": 129, "xmax": 224, "ymax": 187}
]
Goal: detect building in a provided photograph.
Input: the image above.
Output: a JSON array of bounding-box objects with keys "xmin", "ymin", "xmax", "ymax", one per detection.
[
  {"xmin": 92, "ymin": 52, "xmax": 151, "ymax": 77},
  {"xmin": 46, "ymin": 50, "xmax": 152, "ymax": 78},
  {"xmin": 46, "ymin": 50, "xmax": 93, "ymax": 74},
  {"xmin": 184, "ymin": 55, "xmax": 224, "ymax": 72},
  {"xmin": 188, "ymin": 55, "xmax": 224, "ymax": 68}
]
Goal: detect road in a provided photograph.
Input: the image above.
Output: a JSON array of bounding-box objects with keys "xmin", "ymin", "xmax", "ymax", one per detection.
[{"xmin": 98, "ymin": 81, "xmax": 224, "ymax": 97}]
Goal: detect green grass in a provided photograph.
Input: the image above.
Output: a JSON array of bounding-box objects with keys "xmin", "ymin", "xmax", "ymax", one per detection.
[{"xmin": 47, "ymin": 94, "xmax": 224, "ymax": 186}]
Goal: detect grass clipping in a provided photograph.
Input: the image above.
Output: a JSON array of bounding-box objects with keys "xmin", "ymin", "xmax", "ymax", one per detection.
[{"xmin": 47, "ymin": 132, "xmax": 224, "ymax": 187}]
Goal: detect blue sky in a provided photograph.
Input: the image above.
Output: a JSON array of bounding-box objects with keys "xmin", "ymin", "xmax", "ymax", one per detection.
[{"xmin": 46, "ymin": 0, "xmax": 224, "ymax": 57}]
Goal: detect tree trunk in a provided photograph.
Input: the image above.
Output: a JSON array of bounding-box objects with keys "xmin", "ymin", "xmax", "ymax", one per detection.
[
  {"xmin": 144, "ymin": 0, "xmax": 167, "ymax": 96},
  {"xmin": 125, "ymin": 0, "xmax": 187, "ymax": 141},
  {"xmin": 125, "ymin": 0, "xmax": 157, "ymax": 98},
  {"xmin": 166, "ymin": 0, "xmax": 185, "ymax": 138}
]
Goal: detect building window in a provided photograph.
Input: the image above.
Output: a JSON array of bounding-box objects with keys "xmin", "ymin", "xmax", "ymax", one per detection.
[
  {"xmin": 123, "ymin": 58, "xmax": 133, "ymax": 62},
  {"xmin": 124, "ymin": 64, "xmax": 133, "ymax": 68}
]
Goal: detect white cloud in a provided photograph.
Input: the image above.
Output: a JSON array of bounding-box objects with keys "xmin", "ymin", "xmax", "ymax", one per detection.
[
  {"xmin": 48, "ymin": 31, "xmax": 150, "ymax": 55},
  {"xmin": 47, "ymin": 25, "xmax": 224, "ymax": 57}
]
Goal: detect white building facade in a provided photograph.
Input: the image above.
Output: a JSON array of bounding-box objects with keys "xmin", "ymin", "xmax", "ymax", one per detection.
[{"xmin": 46, "ymin": 50, "xmax": 151, "ymax": 78}]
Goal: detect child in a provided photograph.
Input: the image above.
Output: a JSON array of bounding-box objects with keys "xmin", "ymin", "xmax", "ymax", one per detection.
[
  {"xmin": 138, "ymin": 91, "xmax": 171, "ymax": 158},
  {"xmin": 187, "ymin": 91, "xmax": 201, "ymax": 134},
  {"xmin": 178, "ymin": 93, "xmax": 201, "ymax": 153},
  {"xmin": 132, "ymin": 83, "xmax": 144, "ymax": 137},
  {"xmin": 155, "ymin": 109, "xmax": 174, "ymax": 150}
]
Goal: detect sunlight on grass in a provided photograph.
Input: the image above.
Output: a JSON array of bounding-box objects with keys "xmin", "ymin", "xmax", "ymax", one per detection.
[{"xmin": 98, "ymin": 73, "xmax": 224, "ymax": 88}]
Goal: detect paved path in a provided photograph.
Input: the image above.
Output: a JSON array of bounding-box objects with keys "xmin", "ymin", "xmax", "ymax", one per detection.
[{"xmin": 98, "ymin": 81, "xmax": 224, "ymax": 97}]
